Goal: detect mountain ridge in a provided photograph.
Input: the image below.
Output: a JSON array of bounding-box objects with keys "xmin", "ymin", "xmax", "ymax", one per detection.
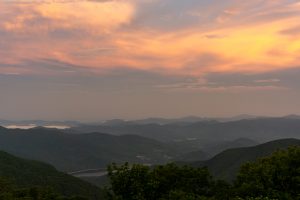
[
  {"xmin": 0, "ymin": 150, "xmax": 104, "ymax": 199},
  {"xmin": 0, "ymin": 127, "xmax": 192, "ymax": 172},
  {"xmin": 188, "ymin": 138, "xmax": 300, "ymax": 181}
]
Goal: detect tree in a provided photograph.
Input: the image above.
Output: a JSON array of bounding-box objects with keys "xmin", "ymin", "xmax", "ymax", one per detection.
[
  {"xmin": 235, "ymin": 146, "xmax": 300, "ymax": 200},
  {"xmin": 107, "ymin": 163, "xmax": 214, "ymax": 200},
  {"xmin": 107, "ymin": 162, "xmax": 150, "ymax": 200},
  {"xmin": 0, "ymin": 177, "xmax": 89, "ymax": 200},
  {"xmin": 107, "ymin": 146, "xmax": 300, "ymax": 200}
]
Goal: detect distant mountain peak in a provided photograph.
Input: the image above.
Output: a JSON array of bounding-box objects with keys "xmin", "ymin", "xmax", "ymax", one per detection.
[{"xmin": 284, "ymin": 114, "xmax": 300, "ymax": 119}]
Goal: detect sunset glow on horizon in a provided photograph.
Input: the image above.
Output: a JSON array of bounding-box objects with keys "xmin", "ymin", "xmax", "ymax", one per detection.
[{"xmin": 1, "ymin": 0, "xmax": 300, "ymax": 120}]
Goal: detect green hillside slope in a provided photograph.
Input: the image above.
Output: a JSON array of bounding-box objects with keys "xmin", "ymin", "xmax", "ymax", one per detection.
[
  {"xmin": 0, "ymin": 127, "xmax": 184, "ymax": 172},
  {"xmin": 0, "ymin": 151, "xmax": 104, "ymax": 199},
  {"xmin": 190, "ymin": 138, "xmax": 300, "ymax": 180}
]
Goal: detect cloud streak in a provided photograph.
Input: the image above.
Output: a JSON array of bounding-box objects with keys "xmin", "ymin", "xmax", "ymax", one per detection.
[
  {"xmin": 2, "ymin": 0, "xmax": 300, "ymax": 121},
  {"xmin": 1, "ymin": 0, "xmax": 300, "ymax": 77}
]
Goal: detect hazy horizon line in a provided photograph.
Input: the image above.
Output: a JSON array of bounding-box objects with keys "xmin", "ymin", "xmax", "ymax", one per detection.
[{"xmin": 1, "ymin": 113, "xmax": 299, "ymax": 123}]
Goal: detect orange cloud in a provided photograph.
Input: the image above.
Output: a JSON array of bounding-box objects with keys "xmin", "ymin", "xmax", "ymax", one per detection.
[
  {"xmin": 1, "ymin": 0, "xmax": 134, "ymax": 33},
  {"xmin": 1, "ymin": 0, "xmax": 300, "ymax": 76},
  {"xmin": 35, "ymin": 1, "xmax": 134, "ymax": 32}
]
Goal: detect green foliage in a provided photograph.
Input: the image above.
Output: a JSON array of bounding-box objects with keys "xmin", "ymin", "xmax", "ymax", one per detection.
[
  {"xmin": 211, "ymin": 180, "xmax": 234, "ymax": 200},
  {"xmin": 159, "ymin": 190, "xmax": 205, "ymax": 200},
  {"xmin": 191, "ymin": 139, "xmax": 300, "ymax": 181},
  {"xmin": 0, "ymin": 184, "xmax": 89, "ymax": 200},
  {"xmin": 107, "ymin": 163, "xmax": 220, "ymax": 200},
  {"xmin": 0, "ymin": 151, "xmax": 104, "ymax": 200},
  {"xmin": 235, "ymin": 146, "xmax": 300, "ymax": 200},
  {"xmin": 107, "ymin": 146, "xmax": 300, "ymax": 200},
  {"xmin": 107, "ymin": 163, "xmax": 150, "ymax": 200},
  {"xmin": 233, "ymin": 197, "xmax": 278, "ymax": 200}
]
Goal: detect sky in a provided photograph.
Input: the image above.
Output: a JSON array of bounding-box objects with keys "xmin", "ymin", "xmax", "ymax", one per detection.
[{"xmin": 1, "ymin": 0, "xmax": 300, "ymax": 121}]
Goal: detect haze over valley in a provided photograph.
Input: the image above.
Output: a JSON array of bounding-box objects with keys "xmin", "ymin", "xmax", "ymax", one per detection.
[{"xmin": 1, "ymin": 115, "xmax": 300, "ymax": 171}]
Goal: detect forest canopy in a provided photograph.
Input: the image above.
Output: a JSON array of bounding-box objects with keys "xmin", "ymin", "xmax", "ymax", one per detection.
[{"xmin": 106, "ymin": 146, "xmax": 300, "ymax": 200}]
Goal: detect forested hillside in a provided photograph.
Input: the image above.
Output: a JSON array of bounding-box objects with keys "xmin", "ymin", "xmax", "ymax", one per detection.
[
  {"xmin": 0, "ymin": 127, "xmax": 189, "ymax": 172},
  {"xmin": 106, "ymin": 146, "xmax": 300, "ymax": 200},
  {"xmin": 0, "ymin": 151, "xmax": 104, "ymax": 199},
  {"xmin": 190, "ymin": 138, "xmax": 300, "ymax": 180}
]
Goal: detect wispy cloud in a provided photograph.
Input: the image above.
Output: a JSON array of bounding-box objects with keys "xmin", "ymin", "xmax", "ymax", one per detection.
[
  {"xmin": 1, "ymin": 0, "xmax": 300, "ymax": 76},
  {"xmin": 254, "ymin": 79, "xmax": 281, "ymax": 83}
]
